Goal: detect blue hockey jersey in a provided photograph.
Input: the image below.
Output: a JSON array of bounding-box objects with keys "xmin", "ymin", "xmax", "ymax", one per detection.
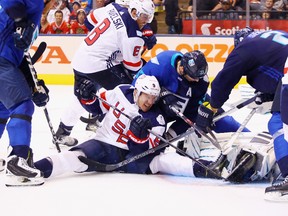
[
  {"xmin": 0, "ymin": 0, "xmax": 43, "ymax": 66},
  {"xmin": 133, "ymin": 50, "xmax": 210, "ymax": 135},
  {"xmin": 211, "ymin": 30, "xmax": 288, "ymax": 109}
]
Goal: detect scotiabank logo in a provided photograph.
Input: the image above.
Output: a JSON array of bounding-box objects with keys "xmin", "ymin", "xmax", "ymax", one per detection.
[
  {"xmin": 214, "ymin": 26, "xmax": 272, "ymax": 36},
  {"xmin": 201, "ymin": 23, "xmax": 212, "ymax": 35},
  {"xmin": 200, "ymin": 24, "xmax": 273, "ymax": 36}
]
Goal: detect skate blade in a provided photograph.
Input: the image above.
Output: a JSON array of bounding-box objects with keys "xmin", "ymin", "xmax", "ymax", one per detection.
[
  {"xmin": 5, "ymin": 175, "xmax": 44, "ymax": 187},
  {"xmin": 264, "ymin": 191, "xmax": 288, "ymax": 202}
]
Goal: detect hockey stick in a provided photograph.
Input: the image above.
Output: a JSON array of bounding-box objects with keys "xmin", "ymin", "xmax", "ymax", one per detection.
[
  {"xmin": 80, "ymin": 113, "xmax": 99, "ymax": 124},
  {"xmin": 78, "ymin": 128, "xmax": 195, "ymax": 172},
  {"xmin": 217, "ymin": 107, "xmax": 258, "ymax": 180},
  {"xmin": 169, "ymin": 106, "xmax": 222, "ymax": 150},
  {"xmin": 212, "ymin": 94, "xmax": 259, "ymax": 123},
  {"xmin": 31, "ymin": 42, "xmax": 47, "ymax": 64},
  {"xmin": 78, "ymin": 93, "xmax": 224, "ymax": 178},
  {"xmin": 24, "ymin": 46, "xmax": 61, "ymax": 153},
  {"xmin": 223, "ymin": 107, "xmax": 258, "ymax": 155}
]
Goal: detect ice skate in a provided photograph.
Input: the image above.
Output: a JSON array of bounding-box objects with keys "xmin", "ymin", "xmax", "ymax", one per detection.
[
  {"xmin": 83, "ymin": 114, "xmax": 103, "ymax": 133},
  {"xmin": 264, "ymin": 176, "xmax": 288, "ymax": 202},
  {"xmin": 5, "ymin": 155, "xmax": 44, "ymax": 187},
  {"xmin": 55, "ymin": 127, "xmax": 78, "ymax": 147},
  {"xmin": 55, "ymin": 134, "xmax": 78, "ymax": 147},
  {"xmin": 86, "ymin": 120, "xmax": 101, "ymax": 133}
]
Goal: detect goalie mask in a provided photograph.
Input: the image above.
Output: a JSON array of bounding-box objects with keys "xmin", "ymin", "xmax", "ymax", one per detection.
[
  {"xmin": 134, "ymin": 74, "xmax": 160, "ymax": 104},
  {"xmin": 128, "ymin": 0, "xmax": 155, "ymax": 23},
  {"xmin": 234, "ymin": 26, "xmax": 254, "ymax": 48},
  {"xmin": 180, "ymin": 51, "xmax": 208, "ymax": 79}
]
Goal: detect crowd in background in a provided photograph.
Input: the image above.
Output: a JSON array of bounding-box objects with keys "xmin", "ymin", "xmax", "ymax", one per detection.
[
  {"xmin": 185, "ymin": 0, "xmax": 288, "ymax": 20},
  {"xmin": 40, "ymin": 0, "xmax": 113, "ymax": 34},
  {"xmin": 40, "ymin": 0, "xmax": 288, "ymax": 35}
]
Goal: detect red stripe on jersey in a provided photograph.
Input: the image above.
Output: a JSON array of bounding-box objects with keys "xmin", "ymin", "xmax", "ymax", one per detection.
[
  {"xmin": 284, "ymin": 67, "xmax": 288, "ymax": 75},
  {"xmin": 100, "ymin": 91, "xmax": 110, "ymax": 110},
  {"xmin": 123, "ymin": 60, "xmax": 142, "ymax": 68},
  {"xmin": 150, "ymin": 137, "xmax": 160, "ymax": 148},
  {"xmin": 90, "ymin": 10, "xmax": 98, "ymax": 25}
]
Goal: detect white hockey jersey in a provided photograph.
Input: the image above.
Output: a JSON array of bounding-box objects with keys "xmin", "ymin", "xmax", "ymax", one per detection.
[
  {"xmin": 72, "ymin": 3, "xmax": 144, "ymax": 73},
  {"xmin": 94, "ymin": 84, "xmax": 166, "ymax": 150}
]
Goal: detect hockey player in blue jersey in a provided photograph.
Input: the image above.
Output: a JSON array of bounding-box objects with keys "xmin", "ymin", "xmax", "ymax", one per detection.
[
  {"xmin": 195, "ymin": 27, "xmax": 288, "ymax": 186},
  {"xmin": 196, "ymin": 27, "xmax": 287, "ymax": 131},
  {"xmin": 0, "ymin": 0, "xmax": 51, "ymax": 186},
  {"xmin": 265, "ymin": 58, "xmax": 288, "ymax": 202},
  {"xmin": 132, "ymin": 50, "xmax": 249, "ymax": 142}
]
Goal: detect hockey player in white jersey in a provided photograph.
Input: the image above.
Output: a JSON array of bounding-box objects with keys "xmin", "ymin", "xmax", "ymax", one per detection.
[
  {"xmin": 53, "ymin": 0, "xmax": 156, "ymax": 148},
  {"xmin": 34, "ymin": 75, "xmax": 167, "ymax": 177}
]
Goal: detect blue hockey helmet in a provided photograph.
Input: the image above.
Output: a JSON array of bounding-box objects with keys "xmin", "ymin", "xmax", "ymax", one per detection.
[
  {"xmin": 180, "ymin": 50, "xmax": 208, "ymax": 79},
  {"xmin": 234, "ymin": 26, "xmax": 254, "ymax": 48}
]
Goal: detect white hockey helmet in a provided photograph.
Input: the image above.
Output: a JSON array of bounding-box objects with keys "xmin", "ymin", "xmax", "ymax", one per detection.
[
  {"xmin": 134, "ymin": 74, "xmax": 160, "ymax": 103},
  {"xmin": 128, "ymin": 0, "xmax": 155, "ymax": 23}
]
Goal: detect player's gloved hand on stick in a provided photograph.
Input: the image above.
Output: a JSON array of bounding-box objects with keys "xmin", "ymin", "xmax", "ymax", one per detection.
[
  {"xmin": 142, "ymin": 29, "xmax": 157, "ymax": 50},
  {"xmin": 127, "ymin": 116, "xmax": 151, "ymax": 144},
  {"xmin": 255, "ymin": 92, "xmax": 274, "ymax": 105},
  {"xmin": 13, "ymin": 19, "xmax": 36, "ymax": 50},
  {"xmin": 195, "ymin": 104, "xmax": 214, "ymax": 133},
  {"xmin": 32, "ymin": 79, "xmax": 49, "ymax": 107},
  {"xmin": 79, "ymin": 79, "xmax": 96, "ymax": 105},
  {"xmin": 159, "ymin": 90, "xmax": 180, "ymax": 117}
]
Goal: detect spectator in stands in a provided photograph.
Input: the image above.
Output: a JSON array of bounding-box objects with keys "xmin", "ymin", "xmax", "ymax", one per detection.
[
  {"xmin": 260, "ymin": 0, "xmax": 280, "ymax": 19},
  {"xmin": 187, "ymin": 0, "xmax": 219, "ymax": 19},
  {"xmin": 69, "ymin": 1, "xmax": 82, "ymax": 24},
  {"xmin": 81, "ymin": 0, "xmax": 93, "ymax": 13},
  {"xmin": 50, "ymin": 10, "xmax": 70, "ymax": 34},
  {"xmin": 250, "ymin": 0, "xmax": 262, "ymax": 10},
  {"xmin": 40, "ymin": 12, "xmax": 52, "ymax": 34},
  {"xmin": 273, "ymin": 0, "xmax": 287, "ymax": 18},
  {"xmin": 250, "ymin": 0, "xmax": 262, "ymax": 19},
  {"xmin": 164, "ymin": 0, "xmax": 180, "ymax": 34},
  {"xmin": 260, "ymin": 0, "xmax": 285, "ymax": 10},
  {"xmin": 214, "ymin": 0, "xmax": 240, "ymax": 20},
  {"xmin": 93, "ymin": 0, "xmax": 106, "ymax": 9},
  {"xmin": 48, "ymin": 0, "xmax": 71, "ymax": 23},
  {"xmin": 212, "ymin": 0, "xmax": 246, "ymax": 11},
  {"xmin": 70, "ymin": 9, "xmax": 89, "ymax": 34},
  {"xmin": 283, "ymin": 0, "xmax": 288, "ymax": 18}
]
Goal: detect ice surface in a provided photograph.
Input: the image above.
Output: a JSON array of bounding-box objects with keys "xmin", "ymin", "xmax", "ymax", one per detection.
[{"xmin": 0, "ymin": 85, "xmax": 287, "ymax": 216}]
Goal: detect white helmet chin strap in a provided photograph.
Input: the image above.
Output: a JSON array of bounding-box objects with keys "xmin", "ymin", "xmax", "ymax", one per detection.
[{"xmin": 133, "ymin": 89, "xmax": 140, "ymax": 105}]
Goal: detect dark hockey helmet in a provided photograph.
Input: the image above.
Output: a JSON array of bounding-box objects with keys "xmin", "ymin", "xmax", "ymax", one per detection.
[
  {"xmin": 180, "ymin": 50, "xmax": 208, "ymax": 79},
  {"xmin": 234, "ymin": 26, "xmax": 254, "ymax": 48}
]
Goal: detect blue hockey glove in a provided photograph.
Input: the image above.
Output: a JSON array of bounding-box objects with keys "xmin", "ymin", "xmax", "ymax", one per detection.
[
  {"xmin": 255, "ymin": 92, "xmax": 274, "ymax": 105},
  {"xmin": 13, "ymin": 19, "xmax": 36, "ymax": 50},
  {"xmin": 142, "ymin": 29, "xmax": 157, "ymax": 50},
  {"xmin": 32, "ymin": 79, "xmax": 49, "ymax": 107},
  {"xmin": 195, "ymin": 104, "xmax": 214, "ymax": 133},
  {"xmin": 127, "ymin": 116, "xmax": 151, "ymax": 144},
  {"xmin": 79, "ymin": 79, "xmax": 97, "ymax": 105}
]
